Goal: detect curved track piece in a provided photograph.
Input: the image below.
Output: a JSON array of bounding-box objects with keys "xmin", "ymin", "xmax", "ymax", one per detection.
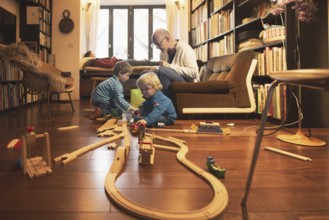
[{"xmin": 104, "ymin": 132, "xmax": 228, "ymax": 220}]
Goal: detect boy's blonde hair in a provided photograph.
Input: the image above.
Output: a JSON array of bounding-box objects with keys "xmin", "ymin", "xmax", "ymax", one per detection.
[
  {"xmin": 137, "ymin": 72, "xmax": 163, "ymax": 91},
  {"xmin": 114, "ymin": 61, "xmax": 133, "ymax": 76}
]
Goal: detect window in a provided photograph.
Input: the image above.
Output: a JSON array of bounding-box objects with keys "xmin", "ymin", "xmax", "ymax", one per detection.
[{"xmin": 96, "ymin": 5, "xmax": 166, "ymax": 61}]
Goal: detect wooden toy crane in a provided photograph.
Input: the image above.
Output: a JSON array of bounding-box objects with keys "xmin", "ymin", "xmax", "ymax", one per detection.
[{"xmin": 21, "ymin": 127, "xmax": 52, "ymax": 179}]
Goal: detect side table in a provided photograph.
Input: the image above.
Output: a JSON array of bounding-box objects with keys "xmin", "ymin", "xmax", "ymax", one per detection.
[{"xmin": 241, "ymin": 68, "xmax": 329, "ymax": 206}]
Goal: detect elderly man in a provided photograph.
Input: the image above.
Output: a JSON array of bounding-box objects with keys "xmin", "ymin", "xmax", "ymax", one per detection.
[{"xmin": 151, "ymin": 28, "xmax": 199, "ymax": 95}]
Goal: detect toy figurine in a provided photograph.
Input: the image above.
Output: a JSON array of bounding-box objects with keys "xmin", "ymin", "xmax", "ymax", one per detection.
[{"xmin": 206, "ymin": 156, "xmax": 226, "ymax": 179}]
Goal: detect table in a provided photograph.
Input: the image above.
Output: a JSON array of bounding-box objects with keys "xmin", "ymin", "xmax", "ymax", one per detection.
[{"xmin": 241, "ymin": 69, "xmax": 329, "ymax": 206}]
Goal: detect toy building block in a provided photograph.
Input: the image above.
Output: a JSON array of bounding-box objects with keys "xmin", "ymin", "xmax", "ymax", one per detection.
[
  {"xmin": 206, "ymin": 156, "xmax": 226, "ymax": 179},
  {"xmin": 97, "ymin": 118, "xmax": 117, "ymax": 133},
  {"xmin": 138, "ymin": 137, "xmax": 155, "ymax": 166},
  {"xmin": 6, "ymin": 138, "xmax": 22, "ymax": 150},
  {"xmin": 108, "ymin": 142, "xmax": 117, "ymax": 150},
  {"xmin": 21, "ymin": 127, "xmax": 52, "ymax": 179},
  {"xmin": 57, "ymin": 125, "xmax": 79, "ymax": 132},
  {"xmin": 113, "ymin": 126, "xmax": 123, "ymax": 134},
  {"xmin": 198, "ymin": 121, "xmax": 222, "ymax": 134},
  {"xmin": 97, "ymin": 130, "xmax": 116, "ymax": 137}
]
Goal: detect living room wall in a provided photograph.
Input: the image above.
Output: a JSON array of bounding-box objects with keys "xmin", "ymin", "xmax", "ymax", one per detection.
[{"xmin": 52, "ymin": 0, "xmax": 82, "ymax": 100}]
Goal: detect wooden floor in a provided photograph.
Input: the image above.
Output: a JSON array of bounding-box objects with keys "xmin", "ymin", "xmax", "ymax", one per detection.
[{"xmin": 0, "ymin": 100, "xmax": 329, "ymax": 220}]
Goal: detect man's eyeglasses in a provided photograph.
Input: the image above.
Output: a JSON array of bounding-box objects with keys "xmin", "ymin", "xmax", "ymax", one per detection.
[{"xmin": 152, "ymin": 37, "xmax": 166, "ymax": 48}]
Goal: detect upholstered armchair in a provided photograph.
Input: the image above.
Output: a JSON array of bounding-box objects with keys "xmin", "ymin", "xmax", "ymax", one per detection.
[{"xmin": 169, "ymin": 50, "xmax": 257, "ymax": 117}]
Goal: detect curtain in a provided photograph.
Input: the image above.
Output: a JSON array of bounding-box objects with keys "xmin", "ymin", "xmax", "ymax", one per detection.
[
  {"xmin": 165, "ymin": 0, "xmax": 180, "ymax": 39},
  {"xmin": 85, "ymin": 0, "xmax": 100, "ymax": 53}
]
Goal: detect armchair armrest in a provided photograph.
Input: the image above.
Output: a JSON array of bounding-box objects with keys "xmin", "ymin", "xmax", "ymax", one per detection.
[{"xmin": 169, "ymin": 80, "xmax": 230, "ymax": 94}]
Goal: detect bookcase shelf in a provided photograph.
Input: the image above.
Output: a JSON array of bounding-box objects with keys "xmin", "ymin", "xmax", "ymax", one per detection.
[
  {"xmin": 0, "ymin": 61, "xmax": 25, "ymax": 111},
  {"xmin": 0, "ymin": 0, "xmax": 52, "ymax": 114},
  {"xmin": 189, "ymin": 0, "xmax": 295, "ymax": 121},
  {"xmin": 19, "ymin": 0, "xmax": 52, "ymax": 64}
]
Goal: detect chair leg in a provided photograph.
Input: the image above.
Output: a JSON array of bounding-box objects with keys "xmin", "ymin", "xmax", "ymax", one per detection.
[
  {"xmin": 47, "ymin": 91, "xmax": 51, "ymax": 119},
  {"xmin": 39, "ymin": 92, "xmax": 45, "ymax": 112},
  {"xmin": 67, "ymin": 91, "xmax": 75, "ymax": 112}
]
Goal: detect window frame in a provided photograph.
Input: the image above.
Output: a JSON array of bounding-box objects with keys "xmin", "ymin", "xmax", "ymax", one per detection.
[{"xmin": 100, "ymin": 5, "xmax": 166, "ymax": 60}]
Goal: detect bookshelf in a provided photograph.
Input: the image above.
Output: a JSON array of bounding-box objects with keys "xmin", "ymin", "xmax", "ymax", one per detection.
[
  {"xmin": 19, "ymin": 0, "xmax": 52, "ymax": 64},
  {"xmin": 189, "ymin": 0, "xmax": 297, "ymax": 121},
  {"xmin": 0, "ymin": 61, "xmax": 25, "ymax": 111}
]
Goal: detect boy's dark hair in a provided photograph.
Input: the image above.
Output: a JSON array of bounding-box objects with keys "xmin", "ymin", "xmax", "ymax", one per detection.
[
  {"xmin": 114, "ymin": 61, "xmax": 133, "ymax": 76},
  {"xmin": 84, "ymin": 50, "xmax": 92, "ymax": 57}
]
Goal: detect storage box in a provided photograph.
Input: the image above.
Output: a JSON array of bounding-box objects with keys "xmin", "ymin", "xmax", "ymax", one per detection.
[{"xmin": 261, "ymin": 26, "xmax": 285, "ymax": 43}]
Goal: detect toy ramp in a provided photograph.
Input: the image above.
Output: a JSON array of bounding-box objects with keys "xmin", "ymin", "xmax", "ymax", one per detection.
[{"xmin": 104, "ymin": 134, "xmax": 228, "ymax": 220}]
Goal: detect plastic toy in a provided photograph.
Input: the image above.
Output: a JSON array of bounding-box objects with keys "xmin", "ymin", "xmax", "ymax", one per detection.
[
  {"xmin": 206, "ymin": 156, "xmax": 226, "ymax": 179},
  {"xmin": 129, "ymin": 120, "xmax": 139, "ymax": 135},
  {"xmin": 6, "ymin": 138, "xmax": 22, "ymax": 150},
  {"xmin": 198, "ymin": 121, "xmax": 222, "ymax": 134}
]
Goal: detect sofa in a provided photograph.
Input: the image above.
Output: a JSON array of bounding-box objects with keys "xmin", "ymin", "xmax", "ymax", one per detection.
[{"xmin": 169, "ymin": 50, "xmax": 257, "ymax": 116}]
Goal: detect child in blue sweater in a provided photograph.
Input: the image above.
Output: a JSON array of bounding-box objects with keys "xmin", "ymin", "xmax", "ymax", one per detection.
[
  {"xmin": 134, "ymin": 72, "xmax": 177, "ymax": 127},
  {"xmin": 90, "ymin": 61, "xmax": 138, "ymax": 119}
]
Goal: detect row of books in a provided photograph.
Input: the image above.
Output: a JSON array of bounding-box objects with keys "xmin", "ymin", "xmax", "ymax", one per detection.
[
  {"xmin": 27, "ymin": 0, "xmax": 51, "ymax": 11},
  {"xmin": 212, "ymin": 0, "xmax": 232, "ymax": 13},
  {"xmin": 0, "ymin": 61, "xmax": 23, "ymax": 81},
  {"xmin": 190, "ymin": 20, "xmax": 209, "ymax": 47},
  {"xmin": 40, "ymin": 32, "xmax": 51, "ymax": 49},
  {"xmin": 39, "ymin": 47, "xmax": 52, "ymax": 63},
  {"xmin": 250, "ymin": 1, "xmax": 271, "ymax": 19},
  {"xmin": 191, "ymin": 2, "xmax": 208, "ymax": 29},
  {"xmin": 210, "ymin": 9, "xmax": 234, "ymax": 38},
  {"xmin": 40, "ymin": 20, "xmax": 51, "ymax": 35},
  {"xmin": 256, "ymin": 46, "xmax": 287, "ymax": 76},
  {"xmin": 39, "ymin": 7, "xmax": 51, "ymax": 24},
  {"xmin": 0, "ymin": 83, "xmax": 24, "ymax": 111},
  {"xmin": 39, "ymin": 0, "xmax": 51, "ymax": 11},
  {"xmin": 191, "ymin": 0, "xmax": 205, "ymax": 11},
  {"xmin": 194, "ymin": 44, "xmax": 208, "ymax": 62},
  {"xmin": 209, "ymin": 33, "xmax": 235, "ymax": 58},
  {"xmin": 253, "ymin": 83, "xmax": 287, "ymax": 120}
]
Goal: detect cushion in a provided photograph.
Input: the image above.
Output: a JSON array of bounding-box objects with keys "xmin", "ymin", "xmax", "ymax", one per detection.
[{"xmin": 169, "ymin": 80, "xmax": 230, "ymax": 94}]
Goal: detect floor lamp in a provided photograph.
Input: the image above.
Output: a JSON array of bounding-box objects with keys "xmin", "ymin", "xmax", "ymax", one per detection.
[{"xmin": 276, "ymin": 8, "xmax": 326, "ymax": 147}]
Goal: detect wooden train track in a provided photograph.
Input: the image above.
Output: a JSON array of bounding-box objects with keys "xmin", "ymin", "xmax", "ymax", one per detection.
[{"xmin": 104, "ymin": 129, "xmax": 228, "ymax": 219}]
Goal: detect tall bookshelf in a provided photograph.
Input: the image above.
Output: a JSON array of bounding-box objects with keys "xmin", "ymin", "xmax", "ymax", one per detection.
[
  {"xmin": 190, "ymin": 0, "xmax": 297, "ymax": 122},
  {"xmin": 19, "ymin": 0, "xmax": 52, "ymax": 64}
]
